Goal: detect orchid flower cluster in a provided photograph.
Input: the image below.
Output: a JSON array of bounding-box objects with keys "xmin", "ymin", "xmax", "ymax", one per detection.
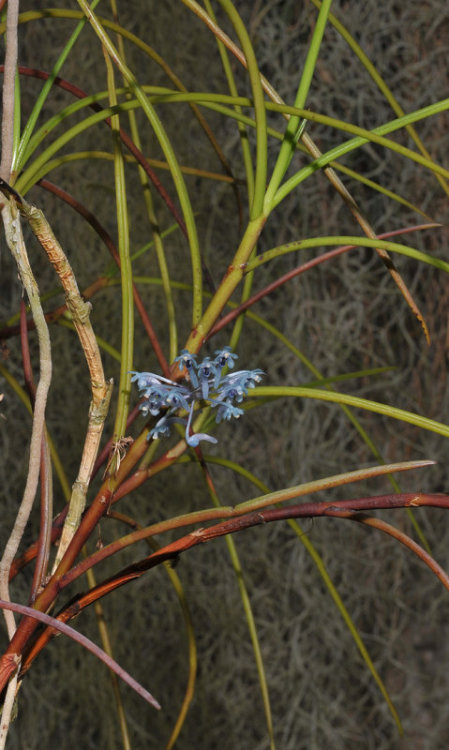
[{"xmin": 130, "ymin": 347, "xmax": 264, "ymax": 447}]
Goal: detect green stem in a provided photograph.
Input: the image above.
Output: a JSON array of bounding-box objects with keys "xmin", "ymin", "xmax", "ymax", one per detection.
[
  {"xmin": 76, "ymin": 0, "xmax": 202, "ymax": 326},
  {"xmin": 13, "ymin": 0, "xmax": 102, "ymax": 175},
  {"xmin": 184, "ymin": 215, "xmax": 266, "ymax": 352},
  {"xmin": 217, "ymin": 0, "xmax": 267, "ymax": 219},
  {"xmin": 264, "ymin": 0, "xmax": 333, "ymax": 211},
  {"xmin": 246, "ymin": 235, "xmax": 449, "ymax": 275},
  {"xmin": 103, "ymin": 47, "xmax": 133, "ymax": 443},
  {"xmin": 253, "ymin": 386, "xmax": 449, "ymax": 440}
]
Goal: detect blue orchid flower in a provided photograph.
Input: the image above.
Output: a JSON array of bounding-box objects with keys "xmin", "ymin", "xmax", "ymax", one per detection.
[
  {"xmin": 197, "ymin": 357, "xmax": 214, "ymax": 399},
  {"xmin": 165, "ymin": 388, "xmax": 191, "ymax": 412},
  {"xmin": 218, "ymin": 369, "xmax": 264, "ymax": 398},
  {"xmin": 210, "ymin": 400, "xmax": 244, "ymax": 423},
  {"xmin": 149, "ymin": 416, "xmax": 172, "ymax": 439},
  {"xmin": 132, "ymin": 348, "xmax": 264, "ymax": 446},
  {"xmin": 174, "ymin": 349, "xmax": 199, "ymax": 388},
  {"xmin": 129, "ymin": 371, "xmax": 177, "ymax": 391},
  {"xmin": 139, "ymin": 386, "xmax": 168, "ymax": 416},
  {"xmin": 212, "ymin": 346, "xmax": 238, "ymax": 388}
]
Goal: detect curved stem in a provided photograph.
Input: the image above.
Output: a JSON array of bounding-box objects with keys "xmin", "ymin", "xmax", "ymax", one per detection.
[
  {"xmin": 0, "ymin": 598, "xmax": 160, "ymax": 709},
  {"xmin": 264, "ymin": 0, "xmax": 332, "ymax": 210},
  {"xmin": 217, "ymin": 0, "xmax": 267, "ymax": 219},
  {"xmin": 19, "ymin": 491, "xmax": 449, "ymax": 682},
  {"xmin": 76, "ymin": 0, "xmax": 203, "ymax": 326},
  {"xmin": 20, "ymin": 300, "xmax": 53, "ymax": 599},
  {"xmin": 0, "ymin": 200, "xmax": 52, "ymax": 640}
]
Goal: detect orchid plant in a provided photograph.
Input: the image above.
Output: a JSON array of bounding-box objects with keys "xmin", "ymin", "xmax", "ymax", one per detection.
[{"xmin": 0, "ymin": 1, "xmax": 448, "ymax": 749}]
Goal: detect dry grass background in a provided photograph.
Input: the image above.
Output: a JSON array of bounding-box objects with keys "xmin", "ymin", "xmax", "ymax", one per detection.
[{"xmin": 1, "ymin": 1, "xmax": 449, "ymax": 748}]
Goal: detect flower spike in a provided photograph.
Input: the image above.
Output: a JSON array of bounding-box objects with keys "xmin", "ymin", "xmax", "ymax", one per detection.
[{"xmin": 132, "ymin": 349, "xmax": 264, "ymax": 445}]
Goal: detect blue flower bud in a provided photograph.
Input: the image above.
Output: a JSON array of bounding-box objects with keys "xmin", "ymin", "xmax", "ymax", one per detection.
[{"xmin": 197, "ymin": 357, "xmax": 215, "ymax": 399}]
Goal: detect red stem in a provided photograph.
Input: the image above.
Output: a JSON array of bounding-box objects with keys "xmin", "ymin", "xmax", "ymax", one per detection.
[
  {"xmin": 209, "ymin": 223, "xmax": 441, "ymax": 338},
  {"xmin": 9, "ymin": 507, "xmax": 68, "ymax": 580},
  {"xmin": 45, "ymin": 492, "xmax": 449, "ymax": 595},
  {"xmin": 18, "ymin": 492, "xmax": 449, "ymax": 675}
]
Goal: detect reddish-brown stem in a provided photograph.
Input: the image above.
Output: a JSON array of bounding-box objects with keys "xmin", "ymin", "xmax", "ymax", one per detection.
[
  {"xmin": 44, "ymin": 492, "xmax": 449, "ymax": 596},
  {"xmin": 9, "ymin": 507, "xmax": 68, "ymax": 580},
  {"xmin": 8, "ymin": 411, "xmax": 153, "ymax": 584},
  {"xmin": 0, "ymin": 276, "xmax": 110, "ymax": 339},
  {"xmin": 323, "ymin": 508, "xmax": 449, "ymax": 591},
  {"xmin": 18, "ymin": 492, "xmax": 449, "ymax": 676},
  {"xmin": 0, "ymin": 484, "xmax": 115, "ymax": 689},
  {"xmin": 110, "ymin": 447, "xmax": 183, "ymax": 502},
  {"xmin": 20, "ymin": 299, "xmax": 34, "ymax": 400},
  {"xmin": 209, "ymin": 223, "xmax": 441, "ymax": 338},
  {"xmin": 75, "ymin": 492, "xmax": 449, "ymax": 588},
  {"xmin": 30, "ymin": 440, "xmax": 52, "ymax": 602},
  {"xmin": 0, "ymin": 426, "xmax": 160, "ymax": 685}
]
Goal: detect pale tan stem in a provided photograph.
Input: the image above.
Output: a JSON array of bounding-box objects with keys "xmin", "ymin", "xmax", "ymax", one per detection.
[
  {"xmin": 0, "ymin": 201, "xmax": 52, "ymax": 639},
  {"xmin": 17, "ymin": 201, "xmax": 113, "ymax": 570},
  {"xmin": 0, "ymin": 672, "xmax": 19, "ymax": 750}
]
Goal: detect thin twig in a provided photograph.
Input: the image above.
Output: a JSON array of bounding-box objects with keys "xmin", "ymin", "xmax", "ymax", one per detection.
[{"xmin": 0, "ymin": 599, "xmax": 160, "ymax": 709}]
